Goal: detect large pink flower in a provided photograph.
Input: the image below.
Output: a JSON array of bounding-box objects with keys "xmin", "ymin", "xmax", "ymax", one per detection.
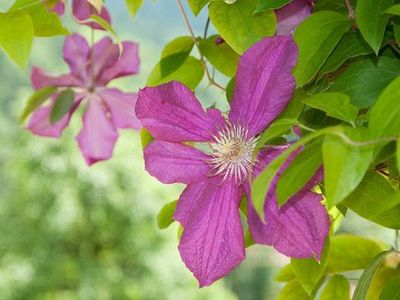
[
  {"xmin": 136, "ymin": 36, "xmax": 329, "ymax": 287},
  {"xmin": 49, "ymin": 0, "xmax": 111, "ymax": 30},
  {"xmin": 276, "ymin": 0, "xmax": 314, "ymax": 35},
  {"xmin": 27, "ymin": 34, "xmax": 141, "ymax": 165}
]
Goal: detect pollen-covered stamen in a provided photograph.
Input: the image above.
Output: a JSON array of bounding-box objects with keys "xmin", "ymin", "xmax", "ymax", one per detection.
[{"xmin": 207, "ymin": 123, "xmax": 258, "ymax": 182}]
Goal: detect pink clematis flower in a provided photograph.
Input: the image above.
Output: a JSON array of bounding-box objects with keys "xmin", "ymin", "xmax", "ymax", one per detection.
[
  {"xmin": 276, "ymin": 0, "xmax": 314, "ymax": 35},
  {"xmin": 136, "ymin": 36, "xmax": 329, "ymax": 287},
  {"xmin": 49, "ymin": 0, "xmax": 111, "ymax": 30},
  {"xmin": 27, "ymin": 33, "xmax": 141, "ymax": 165}
]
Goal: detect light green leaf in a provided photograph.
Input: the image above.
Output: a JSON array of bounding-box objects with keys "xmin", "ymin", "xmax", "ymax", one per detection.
[
  {"xmin": 50, "ymin": 89, "xmax": 75, "ymax": 124},
  {"xmin": 276, "ymin": 139, "xmax": 322, "ymax": 207},
  {"xmin": 367, "ymin": 267, "xmax": 400, "ymax": 300},
  {"xmin": 379, "ymin": 276, "xmax": 400, "ymax": 300},
  {"xmin": 369, "ymin": 76, "xmax": 400, "ymax": 138},
  {"xmin": 384, "ymin": 3, "xmax": 400, "ymax": 15},
  {"xmin": 156, "ymin": 200, "xmax": 178, "ymax": 229},
  {"xmin": 255, "ymin": 118, "xmax": 298, "ymax": 152},
  {"xmin": 356, "ymin": 0, "xmax": 393, "ymax": 54},
  {"xmin": 209, "ymin": 0, "xmax": 276, "ymax": 54},
  {"xmin": 342, "ymin": 171, "xmax": 400, "ymax": 229},
  {"xmin": 187, "ymin": 0, "xmax": 210, "ymax": 15},
  {"xmin": 330, "ymin": 57, "xmax": 400, "ymax": 109},
  {"xmin": 19, "ymin": 86, "xmax": 57, "ymax": 123},
  {"xmin": 255, "ymin": 0, "xmax": 292, "ymax": 12},
  {"xmin": 294, "ymin": 11, "xmax": 350, "ymax": 87},
  {"xmin": 327, "ymin": 234, "xmax": 384, "ymax": 273},
  {"xmin": 279, "ymin": 280, "xmax": 311, "ymax": 300},
  {"xmin": 313, "ymin": 0, "xmax": 352, "ymax": 14},
  {"xmin": 89, "ymin": 15, "xmax": 117, "ymax": 37},
  {"xmin": 319, "ymin": 31, "xmax": 373, "ymax": 78},
  {"xmin": 322, "ymin": 127, "xmax": 374, "ymax": 208},
  {"xmin": 141, "ymin": 128, "xmax": 154, "ymax": 149},
  {"xmin": 125, "ymin": 0, "xmax": 144, "ymax": 16},
  {"xmin": 199, "ymin": 35, "xmax": 239, "ymax": 77},
  {"xmin": 291, "ymin": 240, "xmax": 330, "ymax": 295},
  {"xmin": 321, "ymin": 275, "xmax": 350, "ymax": 300},
  {"xmin": 275, "ymin": 264, "xmax": 295, "ymax": 282},
  {"xmin": 302, "ymin": 92, "xmax": 358, "ymax": 124},
  {"xmin": 10, "ymin": 0, "xmax": 69, "ymax": 37},
  {"xmin": 0, "ymin": 11, "xmax": 33, "ymax": 69},
  {"xmin": 397, "ymin": 139, "xmax": 400, "ymax": 173},
  {"xmin": 353, "ymin": 251, "xmax": 394, "ymax": 300},
  {"xmin": 147, "ymin": 56, "xmax": 204, "ymax": 91},
  {"xmin": 159, "ymin": 36, "xmax": 194, "ymax": 77}
]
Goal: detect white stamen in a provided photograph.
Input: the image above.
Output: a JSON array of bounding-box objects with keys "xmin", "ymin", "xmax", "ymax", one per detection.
[{"xmin": 207, "ymin": 122, "xmax": 258, "ymax": 182}]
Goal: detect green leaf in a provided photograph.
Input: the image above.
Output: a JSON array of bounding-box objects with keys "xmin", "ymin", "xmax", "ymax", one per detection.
[
  {"xmin": 313, "ymin": 0, "xmax": 354, "ymax": 14},
  {"xmin": 156, "ymin": 200, "xmax": 177, "ymax": 229},
  {"xmin": 326, "ymin": 234, "xmax": 384, "ymax": 273},
  {"xmin": 342, "ymin": 171, "xmax": 400, "ymax": 229},
  {"xmin": 379, "ymin": 276, "xmax": 400, "ymax": 300},
  {"xmin": 160, "ymin": 36, "xmax": 194, "ymax": 77},
  {"xmin": 275, "ymin": 264, "xmax": 296, "ymax": 282},
  {"xmin": 50, "ymin": 89, "xmax": 75, "ymax": 124},
  {"xmin": 321, "ymin": 275, "xmax": 350, "ymax": 300},
  {"xmin": 394, "ymin": 25, "xmax": 400, "ymax": 47},
  {"xmin": 10, "ymin": 0, "xmax": 69, "ymax": 37},
  {"xmin": 187, "ymin": 0, "xmax": 210, "ymax": 15},
  {"xmin": 19, "ymin": 86, "xmax": 57, "ymax": 123},
  {"xmin": 255, "ymin": 118, "xmax": 298, "ymax": 152},
  {"xmin": 319, "ymin": 31, "xmax": 373, "ymax": 78},
  {"xmin": 147, "ymin": 56, "xmax": 204, "ymax": 91},
  {"xmin": 353, "ymin": 251, "xmax": 394, "ymax": 300},
  {"xmin": 291, "ymin": 240, "xmax": 330, "ymax": 295},
  {"xmin": 89, "ymin": 15, "xmax": 117, "ymax": 37},
  {"xmin": 397, "ymin": 139, "xmax": 400, "ymax": 173},
  {"xmin": 293, "ymin": 11, "xmax": 351, "ymax": 87},
  {"xmin": 276, "ymin": 139, "xmax": 323, "ymax": 206},
  {"xmin": 125, "ymin": 0, "xmax": 143, "ymax": 16},
  {"xmin": 244, "ymin": 229, "xmax": 255, "ymax": 248},
  {"xmin": 384, "ymin": 4, "xmax": 400, "ymax": 15},
  {"xmin": 255, "ymin": 0, "xmax": 292, "ymax": 12},
  {"xmin": 226, "ymin": 76, "xmax": 235, "ymax": 102},
  {"xmin": 279, "ymin": 280, "xmax": 311, "ymax": 300},
  {"xmin": 330, "ymin": 57, "xmax": 400, "ymax": 109},
  {"xmin": 302, "ymin": 92, "xmax": 358, "ymax": 124},
  {"xmin": 369, "ymin": 76, "xmax": 400, "ymax": 138},
  {"xmin": 0, "ymin": 11, "xmax": 33, "ymax": 69},
  {"xmin": 199, "ymin": 35, "xmax": 239, "ymax": 77},
  {"xmin": 322, "ymin": 127, "xmax": 374, "ymax": 208},
  {"xmin": 356, "ymin": 0, "xmax": 393, "ymax": 54},
  {"xmin": 367, "ymin": 267, "xmax": 400, "ymax": 300},
  {"xmin": 279, "ymin": 89, "xmax": 307, "ymax": 119},
  {"xmin": 209, "ymin": 0, "xmax": 276, "ymax": 54},
  {"xmin": 140, "ymin": 128, "xmax": 154, "ymax": 149}
]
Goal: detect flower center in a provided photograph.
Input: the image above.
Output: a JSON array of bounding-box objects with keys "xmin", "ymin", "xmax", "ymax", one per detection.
[{"xmin": 207, "ymin": 123, "xmax": 258, "ymax": 182}]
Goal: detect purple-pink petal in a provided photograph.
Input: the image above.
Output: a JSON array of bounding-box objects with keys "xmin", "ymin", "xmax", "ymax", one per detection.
[
  {"xmin": 247, "ymin": 146, "xmax": 329, "ymax": 259},
  {"xmin": 99, "ymin": 88, "xmax": 141, "ymax": 130},
  {"xmin": 276, "ymin": 0, "xmax": 313, "ymax": 36},
  {"xmin": 177, "ymin": 178, "xmax": 245, "ymax": 287},
  {"xmin": 228, "ymin": 36, "xmax": 298, "ymax": 137},
  {"xmin": 136, "ymin": 81, "xmax": 224, "ymax": 142},
  {"xmin": 51, "ymin": 1, "xmax": 65, "ymax": 15},
  {"xmin": 99, "ymin": 42, "xmax": 140, "ymax": 85},
  {"xmin": 63, "ymin": 34, "xmax": 90, "ymax": 82},
  {"xmin": 31, "ymin": 67, "xmax": 82, "ymax": 90},
  {"xmin": 91, "ymin": 37, "xmax": 120, "ymax": 82},
  {"xmin": 72, "ymin": 0, "xmax": 111, "ymax": 30},
  {"xmin": 144, "ymin": 140, "xmax": 210, "ymax": 184},
  {"xmin": 76, "ymin": 95, "xmax": 118, "ymax": 166}
]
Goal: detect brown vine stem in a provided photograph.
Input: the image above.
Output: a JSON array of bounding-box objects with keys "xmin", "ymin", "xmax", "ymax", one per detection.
[
  {"xmin": 176, "ymin": 0, "xmax": 226, "ymax": 92},
  {"xmin": 344, "ymin": 0, "xmax": 355, "ymax": 20}
]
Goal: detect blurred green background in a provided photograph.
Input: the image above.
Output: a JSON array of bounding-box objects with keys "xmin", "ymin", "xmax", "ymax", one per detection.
[{"xmin": 0, "ymin": 1, "xmax": 396, "ymax": 299}]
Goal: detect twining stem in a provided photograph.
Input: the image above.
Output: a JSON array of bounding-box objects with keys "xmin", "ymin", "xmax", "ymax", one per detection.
[
  {"xmin": 344, "ymin": 0, "xmax": 355, "ymax": 19},
  {"xmin": 176, "ymin": 0, "xmax": 226, "ymax": 91}
]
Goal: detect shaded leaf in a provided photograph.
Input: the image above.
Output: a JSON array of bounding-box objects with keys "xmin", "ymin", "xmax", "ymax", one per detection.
[
  {"xmin": 50, "ymin": 89, "xmax": 74, "ymax": 124},
  {"xmin": 19, "ymin": 86, "xmax": 57, "ymax": 123},
  {"xmin": 255, "ymin": 0, "xmax": 292, "ymax": 12}
]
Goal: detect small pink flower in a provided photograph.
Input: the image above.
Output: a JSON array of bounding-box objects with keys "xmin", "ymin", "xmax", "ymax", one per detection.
[
  {"xmin": 136, "ymin": 36, "xmax": 329, "ymax": 287},
  {"xmin": 27, "ymin": 34, "xmax": 141, "ymax": 165},
  {"xmin": 48, "ymin": 0, "xmax": 111, "ymax": 30},
  {"xmin": 276, "ymin": 0, "xmax": 314, "ymax": 35}
]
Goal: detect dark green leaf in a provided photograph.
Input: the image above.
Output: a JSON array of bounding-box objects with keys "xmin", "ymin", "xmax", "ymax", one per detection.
[
  {"xmin": 379, "ymin": 276, "xmax": 400, "ymax": 300},
  {"xmin": 255, "ymin": 0, "xmax": 292, "ymax": 12},
  {"xmin": 19, "ymin": 86, "xmax": 57, "ymax": 123},
  {"xmin": 209, "ymin": 0, "xmax": 276, "ymax": 54},
  {"xmin": 384, "ymin": 4, "xmax": 400, "ymax": 15},
  {"xmin": 199, "ymin": 35, "xmax": 239, "ymax": 77},
  {"xmin": 294, "ymin": 11, "xmax": 350, "ymax": 87},
  {"xmin": 342, "ymin": 171, "xmax": 400, "ymax": 229},
  {"xmin": 226, "ymin": 76, "xmax": 235, "ymax": 102},
  {"xmin": 276, "ymin": 139, "xmax": 323, "ymax": 206},
  {"xmin": 50, "ymin": 89, "xmax": 75, "ymax": 124},
  {"xmin": 356, "ymin": 0, "xmax": 393, "ymax": 54},
  {"xmin": 156, "ymin": 200, "xmax": 178, "ymax": 229},
  {"xmin": 159, "ymin": 36, "xmax": 194, "ymax": 77},
  {"xmin": 353, "ymin": 251, "xmax": 394, "ymax": 300},
  {"xmin": 313, "ymin": 0, "xmax": 354, "ymax": 14},
  {"xmin": 302, "ymin": 92, "xmax": 358, "ymax": 124},
  {"xmin": 321, "ymin": 275, "xmax": 350, "ymax": 300},
  {"xmin": 330, "ymin": 57, "xmax": 400, "ymax": 108}
]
